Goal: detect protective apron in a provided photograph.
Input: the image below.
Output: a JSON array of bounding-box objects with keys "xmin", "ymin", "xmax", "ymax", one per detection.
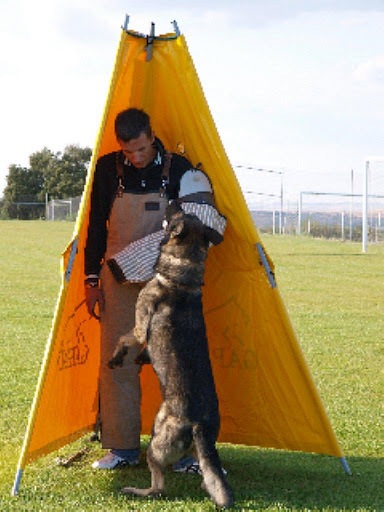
[{"xmin": 99, "ymin": 188, "xmax": 168, "ymax": 449}]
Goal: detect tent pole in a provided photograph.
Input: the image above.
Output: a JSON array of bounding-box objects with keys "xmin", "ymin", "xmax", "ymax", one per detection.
[
  {"xmin": 11, "ymin": 21, "xmax": 130, "ymax": 497},
  {"xmin": 11, "ymin": 277, "xmax": 68, "ymax": 496},
  {"xmin": 123, "ymin": 14, "xmax": 129, "ymax": 31},
  {"xmin": 172, "ymin": 20, "xmax": 180, "ymax": 36},
  {"xmin": 145, "ymin": 22, "xmax": 155, "ymax": 61},
  {"xmin": 11, "ymin": 469, "xmax": 23, "ymax": 497},
  {"xmin": 339, "ymin": 457, "xmax": 352, "ymax": 475}
]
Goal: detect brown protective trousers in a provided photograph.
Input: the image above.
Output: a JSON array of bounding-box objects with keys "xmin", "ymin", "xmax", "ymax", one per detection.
[{"xmin": 99, "ymin": 190, "xmax": 167, "ymax": 449}]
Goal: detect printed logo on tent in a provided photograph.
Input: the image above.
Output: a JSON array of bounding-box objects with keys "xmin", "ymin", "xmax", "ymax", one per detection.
[
  {"xmin": 56, "ymin": 302, "xmax": 90, "ymax": 370},
  {"xmin": 206, "ymin": 296, "xmax": 257, "ymax": 370}
]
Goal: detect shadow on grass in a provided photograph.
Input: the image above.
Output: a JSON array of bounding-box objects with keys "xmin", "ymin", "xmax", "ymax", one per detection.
[
  {"xmin": 280, "ymin": 253, "xmax": 369, "ymax": 258},
  {"xmin": 108, "ymin": 446, "xmax": 383, "ymax": 511},
  {"xmin": 225, "ymin": 447, "xmax": 383, "ymax": 511}
]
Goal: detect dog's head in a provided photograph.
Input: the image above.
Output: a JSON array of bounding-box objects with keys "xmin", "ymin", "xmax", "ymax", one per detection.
[
  {"xmin": 163, "ymin": 201, "xmax": 223, "ymax": 247},
  {"xmin": 157, "ymin": 202, "xmax": 219, "ymax": 288}
]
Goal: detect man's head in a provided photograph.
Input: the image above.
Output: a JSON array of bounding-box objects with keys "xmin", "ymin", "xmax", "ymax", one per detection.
[{"xmin": 115, "ymin": 108, "xmax": 156, "ymax": 169}]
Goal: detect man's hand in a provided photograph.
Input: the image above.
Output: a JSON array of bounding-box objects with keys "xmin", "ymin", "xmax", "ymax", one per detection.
[{"xmin": 85, "ymin": 286, "xmax": 105, "ymax": 320}]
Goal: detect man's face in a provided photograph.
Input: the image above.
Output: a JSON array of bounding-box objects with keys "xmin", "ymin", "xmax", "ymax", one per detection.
[{"xmin": 117, "ymin": 131, "xmax": 156, "ymax": 169}]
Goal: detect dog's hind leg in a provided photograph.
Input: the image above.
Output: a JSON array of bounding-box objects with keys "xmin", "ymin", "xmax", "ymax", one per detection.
[
  {"xmin": 120, "ymin": 427, "xmax": 177, "ymax": 499},
  {"xmin": 120, "ymin": 447, "xmax": 165, "ymax": 499},
  {"xmin": 193, "ymin": 425, "xmax": 234, "ymax": 509},
  {"xmin": 120, "ymin": 437, "xmax": 166, "ymax": 498},
  {"xmin": 121, "ymin": 407, "xmax": 191, "ymax": 499}
]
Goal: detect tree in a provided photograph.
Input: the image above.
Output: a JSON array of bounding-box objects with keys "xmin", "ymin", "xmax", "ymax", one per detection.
[
  {"xmin": 1, "ymin": 144, "xmax": 92, "ymax": 219},
  {"xmin": 53, "ymin": 145, "xmax": 92, "ymax": 198},
  {"xmin": 1, "ymin": 164, "xmax": 45, "ymax": 219},
  {"xmin": 29, "ymin": 147, "xmax": 57, "ymax": 202}
]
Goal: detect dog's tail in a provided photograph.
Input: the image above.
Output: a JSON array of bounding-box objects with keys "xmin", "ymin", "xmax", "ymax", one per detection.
[{"xmin": 192, "ymin": 425, "xmax": 234, "ymax": 509}]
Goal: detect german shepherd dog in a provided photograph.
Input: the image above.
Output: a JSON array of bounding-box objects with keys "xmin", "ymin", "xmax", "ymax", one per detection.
[{"xmin": 108, "ymin": 202, "xmax": 234, "ymax": 509}]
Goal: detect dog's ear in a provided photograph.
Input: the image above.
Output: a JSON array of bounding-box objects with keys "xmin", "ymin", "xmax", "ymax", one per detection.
[
  {"xmin": 165, "ymin": 200, "xmax": 182, "ymax": 220},
  {"xmin": 169, "ymin": 219, "xmax": 187, "ymax": 239},
  {"xmin": 204, "ymin": 226, "xmax": 224, "ymax": 246},
  {"xmin": 163, "ymin": 201, "xmax": 183, "ymax": 230}
]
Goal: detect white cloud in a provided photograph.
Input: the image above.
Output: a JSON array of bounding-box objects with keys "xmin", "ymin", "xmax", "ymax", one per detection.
[{"xmin": 353, "ymin": 55, "xmax": 384, "ymax": 84}]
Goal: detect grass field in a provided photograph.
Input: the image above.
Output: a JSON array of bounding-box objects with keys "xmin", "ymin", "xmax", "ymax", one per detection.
[{"xmin": 0, "ymin": 220, "xmax": 383, "ymax": 511}]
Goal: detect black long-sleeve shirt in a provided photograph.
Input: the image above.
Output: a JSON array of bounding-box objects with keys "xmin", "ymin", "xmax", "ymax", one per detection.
[{"xmin": 84, "ymin": 138, "xmax": 192, "ymax": 276}]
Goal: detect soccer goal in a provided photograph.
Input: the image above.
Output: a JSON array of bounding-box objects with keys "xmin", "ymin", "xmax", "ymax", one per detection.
[{"xmin": 45, "ymin": 196, "xmax": 82, "ymax": 221}]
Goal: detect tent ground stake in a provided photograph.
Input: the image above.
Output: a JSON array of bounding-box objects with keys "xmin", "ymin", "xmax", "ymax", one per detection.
[{"xmin": 340, "ymin": 456, "xmax": 352, "ymax": 475}]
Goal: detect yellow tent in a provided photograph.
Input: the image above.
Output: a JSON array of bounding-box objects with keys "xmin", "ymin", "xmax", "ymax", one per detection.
[{"xmin": 12, "ymin": 17, "xmax": 349, "ymax": 495}]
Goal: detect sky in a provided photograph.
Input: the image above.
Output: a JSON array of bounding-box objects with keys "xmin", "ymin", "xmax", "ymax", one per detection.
[{"xmin": 1, "ymin": 0, "xmax": 384, "ymax": 208}]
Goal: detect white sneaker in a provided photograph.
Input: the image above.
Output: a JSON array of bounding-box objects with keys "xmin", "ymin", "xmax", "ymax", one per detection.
[
  {"xmin": 174, "ymin": 461, "xmax": 227, "ymax": 476},
  {"xmin": 92, "ymin": 451, "xmax": 138, "ymax": 469},
  {"xmin": 174, "ymin": 461, "xmax": 202, "ymax": 474}
]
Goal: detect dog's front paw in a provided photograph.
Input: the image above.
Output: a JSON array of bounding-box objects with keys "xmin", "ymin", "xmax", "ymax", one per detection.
[
  {"xmin": 107, "ymin": 344, "xmax": 128, "ymax": 368},
  {"xmin": 108, "ymin": 331, "xmax": 139, "ymax": 369},
  {"xmin": 134, "ymin": 345, "xmax": 151, "ymax": 365}
]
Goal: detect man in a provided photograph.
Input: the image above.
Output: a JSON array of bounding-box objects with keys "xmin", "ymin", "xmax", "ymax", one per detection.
[{"xmin": 84, "ymin": 108, "xmax": 193, "ymax": 469}]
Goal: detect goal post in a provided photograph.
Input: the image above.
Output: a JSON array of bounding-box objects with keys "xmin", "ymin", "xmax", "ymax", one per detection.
[{"xmin": 363, "ymin": 157, "xmax": 384, "ymax": 252}]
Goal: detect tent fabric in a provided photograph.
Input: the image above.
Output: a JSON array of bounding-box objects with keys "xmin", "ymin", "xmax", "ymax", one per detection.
[{"xmin": 14, "ymin": 22, "xmax": 345, "ymax": 493}]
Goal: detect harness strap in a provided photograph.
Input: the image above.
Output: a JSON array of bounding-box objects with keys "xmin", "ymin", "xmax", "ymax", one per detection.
[
  {"xmin": 159, "ymin": 151, "xmax": 172, "ymax": 197},
  {"xmin": 116, "ymin": 153, "xmax": 125, "ymax": 198},
  {"xmin": 115, "ymin": 151, "xmax": 172, "ymax": 198}
]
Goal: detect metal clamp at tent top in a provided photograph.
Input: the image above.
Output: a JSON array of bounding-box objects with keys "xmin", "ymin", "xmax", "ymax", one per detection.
[{"xmin": 122, "ymin": 15, "xmax": 180, "ymax": 60}]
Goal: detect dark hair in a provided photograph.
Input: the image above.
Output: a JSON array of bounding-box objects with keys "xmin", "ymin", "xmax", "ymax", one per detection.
[{"xmin": 114, "ymin": 108, "xmax": 152, "ymax": 141}]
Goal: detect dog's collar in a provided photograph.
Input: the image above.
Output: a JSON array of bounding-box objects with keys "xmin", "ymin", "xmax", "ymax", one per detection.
[{"xmin": 155, "ymin": 273, "xmax": 203, "ymax": 292}]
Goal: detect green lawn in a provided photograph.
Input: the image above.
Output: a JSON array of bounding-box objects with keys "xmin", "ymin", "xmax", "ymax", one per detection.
[{"xmin": 0, "ymin": 221, "xmax": 383, "ymax": 511}]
